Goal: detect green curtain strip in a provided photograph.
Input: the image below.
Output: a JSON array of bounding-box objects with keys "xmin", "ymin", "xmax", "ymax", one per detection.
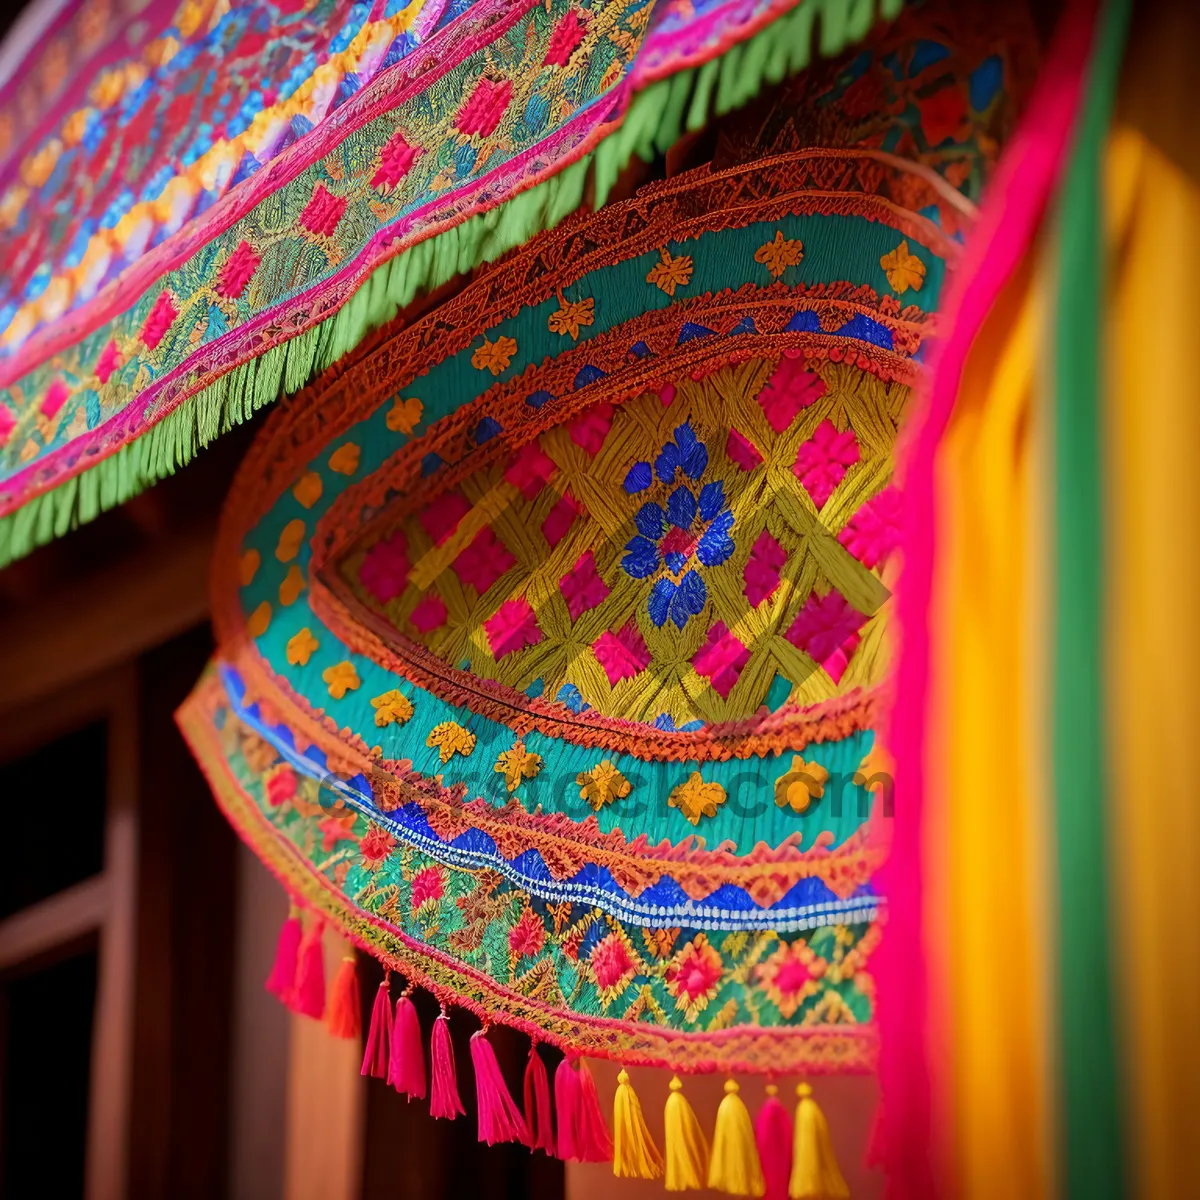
[
  {"xmin": 1051, "ymin": 0, "xmax": 1131, "ymax": 1197},
  {"xmin": 0, "ymin": 0, "xmax": 903, "ymax": 568}
]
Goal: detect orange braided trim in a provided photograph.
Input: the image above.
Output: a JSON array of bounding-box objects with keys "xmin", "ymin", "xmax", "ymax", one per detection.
[
  {"xmin": 219, "ymin": 653, "xmax": 886, "ymax": 901},
  {"xmin": 178, "ymin": 683, "xmax": 878, "ymax": 1076}
]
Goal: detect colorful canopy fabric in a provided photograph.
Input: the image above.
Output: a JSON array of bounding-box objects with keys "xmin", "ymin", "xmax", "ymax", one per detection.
[
  {"xmin": 176, "ymin": 3, "xmax": 1040, "ymax": 1186},
  {"xmin": 0, "ymin": 0, "xmax": 903, "ymax": 565}
]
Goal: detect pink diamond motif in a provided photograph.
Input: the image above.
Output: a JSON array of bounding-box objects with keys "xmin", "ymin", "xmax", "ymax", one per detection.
[
  {"xmin": 569, "ymin": 403, "xmax": 613, "ymax": 454},
  {"xmin": 360, "ymin": 530, "xmax": 410, "ymax": 603},
  {"xmin": 485, "ymin": 598, "xmax": 542, "ymax": 658},
  {"xmin": 409, "ymin": 594, "xmax": 447, "ymax": 634},
  {"xmin": 454, "ymin": 528, "xmax": 515, "ymax": 594},
  {"xmin": 542, "ymin": 492, "xmax": 579, "ymax": 547},
  {"xmin": 838, "ymin": 486, "xmax": 900, "ymax": 569},
  {"xmin": 758, "ymin": 356, "xmax": 827, "ymax": 432},
  {"xmin": 793, "ymin": 419, "xmax": 860, "ymax": 508},
  {"xmin": 785, "ymin": 591, "xmax": 866, "ymax": 682},
  {"xmin": 300, "ymin": 185, "xmax": 346, "ymax": 237},
  {"xmin": 726, "ymin": 429, "xmax": 762, "ymax": 471},
  {"xmin": 593, "ymin": 623, "xmax": 649, "ymax": 686},
  {"xmin": 505, "ymin": 442, "xmax": 557, "ymax": 500},
  {"xmin": 744, "ymin": 529, "xmax": 786, "ymax": 606},
  {"xmin": 420, "ymin": 491, "xmax": 471, "ymax": 545},
  {"xmin": 692, "ymin": 622, "xmax": 750, "ymax": 699},
  {"xmin": 561, "ymin": 552, "xmax": 609, "ymax": 621}
]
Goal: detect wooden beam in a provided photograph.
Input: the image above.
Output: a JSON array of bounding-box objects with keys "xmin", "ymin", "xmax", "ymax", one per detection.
[{"xmin": 0, "ymin": 874, "xmax": 108, "ymax": 970}]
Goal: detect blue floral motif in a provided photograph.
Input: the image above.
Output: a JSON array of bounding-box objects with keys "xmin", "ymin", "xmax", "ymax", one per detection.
[{"xmin": 620, "ymin": 422, "xmax": 735, "ymax": 629}]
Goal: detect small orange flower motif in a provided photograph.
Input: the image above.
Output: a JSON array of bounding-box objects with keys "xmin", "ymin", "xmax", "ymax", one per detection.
[
  {"xmin": 370, "ymin": 689, "xmax": 414, "ymax": 728},
  {"xmin": 386, "ymin": 396, "xmax": 423, "ymax": 434},
  {"xmin": 292, "ymin": 472, "xmax": 323, "ymax": 508},
  {"xmin": 471, "ymin": 334, "xmax": 518, "ymax": 375},
  {"xmin": 774, "ymin": 756, "xmax": 830, "ymax": 814},
  {"xmin": 646, "ymin": 247, "xmax": 693, "ymax": 296},
  {"xmin": 287, "ymin": 627, "xmax": 319, "ymax": 666},
  {"xmin": 247, "ymin": 601, "xmax": 271, "ymax": 637},
  {"xmin": 427, "ymin": 721, "xmax": 476, "ymax": 763},
  {"xmin": 548, "ymin": 295, "xmax": 595, "ymax": 340},
  {"xmin": 495, "ymin": 741, "xmax": 542, "ymax": 793},
  {"xmin": 239, "ymin": 549, "xmax": 261, "ymax": 586},
  {"xmin": 755, "ymin": 231, "xmax": 804, "ymax": 279},
  {"xmin": 275, "ymin": 518, "xmax": 305, "ymax": 562},
  {"xmin": 323, "ymin": 661, "xmax": 361, "ymax": 699},
  {"xmin": 576, "ymin": 760, "xmax": 631, "ymax": 810},
  {"xmin": 668, "ymin": 772, "xmax": 726, "ymax": 825},
  {"xmin": 279, "ymin": 565, "xmax": 305, "ymax": 606},
  {"xmin": 880, "ymin": 240, "xmax": 926, "ymax": 293},
  {"xmin": 328, "ymin": 443, "xmax": 360, "ymax": 475}
]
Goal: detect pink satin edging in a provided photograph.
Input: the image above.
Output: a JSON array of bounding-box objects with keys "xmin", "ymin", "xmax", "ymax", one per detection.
[{"xmin": 878, "ymin": 2, "xmax": 1099, "ymax": 1196}]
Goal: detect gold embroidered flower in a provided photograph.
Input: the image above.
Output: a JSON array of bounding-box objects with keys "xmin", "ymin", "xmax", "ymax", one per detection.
[
  {"xmin": 646, "ymin": 247, "xmax": 693, "ymax": 296},
  {"xmin": 642, "ymin": 927, "xmax": 679, "ymax": 960},
  {"xmin": 371, "ymin": 689, "xmax": 414, "ymax": 728},
  {"xmin": 755, "ymin": 231, "xmax": 804, "ymax": 279},
  {"xmin": 386, "ymin": 396, "xmax": 423, "ymax": 434},
  {"xmin": 547, "ymin": 295, "xmax": 595, "ymax": 339},
  {"xmin": 427, "ymin": 721, "xmax": 476, "ymax": 763},
  {"xmin": 279, "ymin": 565, "xmax": 305, "ymax": 606},
  {"xmin": 471, "ymin": 334, "xmax": 518, "ymax": 375},
  {"xmin": 247, "ymin": 601, "xmax": 271, "ymax": 637},
  {"xmin": 495, "ymin": 741, "xmax": 543, "ymax": 793},
  {"xmin": 668, "ymin": 772, "xmax": 726, "ymax": 825},
  {"xmin": 774, "ymin": 756, "xmax": 830, "ymax": 814},
  {"xmin": 328, "ymin": 442, "xmax": 361, "ymax": 475},
  {"xmin": 322, "ymin": 661, "xmax": 361, "ymax": 699},
  {"xmin": 239, "ymin": 548, "xmax": 261, "ymax": 586},
  {"xmin": 880, "ymin": 240, "xmax": 926, "ymax": 293},
  {"xmin": 287, "ymin": 627, "xmax": 319, "ymax": 666},
  {"xmin": 275, "ymin": 518, "xmax": 305, "ymax": 562},
  {"xmin": 292, "ymin": 471, "xmax": 323, "ymax": 508},
  {"xmin": 576, "ymin": 760, "xmax": 631, "ymax": 810}
]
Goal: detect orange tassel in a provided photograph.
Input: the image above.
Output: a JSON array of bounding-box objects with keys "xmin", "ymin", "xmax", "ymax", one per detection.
[{"xmin": 326, "ymin": 956, "xmax": 361, "ymax": 1038}]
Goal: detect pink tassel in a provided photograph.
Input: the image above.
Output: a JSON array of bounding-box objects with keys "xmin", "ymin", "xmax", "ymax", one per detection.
[
  {"xmin": 523, "ymin": 1042, "xmax": 554, "ymax": 1153},
  {"xmin": 574, "ymin": 1058, "xmax": 614, "ymax": 1162},
  {"xmin": 469, "ymin": 1029, "xmax": 528, "ymax": 1145},
  {"xmin": 264, "ymin": 911, "xmax": 302, "ymax": 1003},
  {"xmin": 430, "ymin": 1009, "xmax": 465, "ymax": 1119},
  {"xmin": 293, "ymin": 922, "xmax": 326, "ymax": 1018},
  {"xmin": 360, "ymin": 976, "xmax": 392, "ymax": 1078},
  {"xmin": 388, "ymin": 993, "xmax": 426, "ymax": 1099},
  {"xmin": 756, "ymin": 1083, "xmax": 793, "ymax": 1200},
  {"xmin": 554, "ymin": 1056, "xmax": 582, "ymax": 1160}
]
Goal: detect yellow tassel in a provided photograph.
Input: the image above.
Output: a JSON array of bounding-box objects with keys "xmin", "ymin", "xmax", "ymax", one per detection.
[
  {"xmin": 664, "ymin": 1075, "xmax": 710, "ymax": 1191},
  {"xmin": 613, "ymin": 1067, "xmax": 664, "ymax": 1179},
  {"xmin": 708, "ymin": 1078, "xmax": 766, "ymax": 1197},
  {"xmin": 789, "ymin": 1083, "xmax": 849, "ymax": 1200}
]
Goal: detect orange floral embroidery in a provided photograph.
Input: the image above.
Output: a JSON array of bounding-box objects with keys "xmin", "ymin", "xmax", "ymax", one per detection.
[
  {"xmin": 495, "ymin": 741, "xmax": 542, "ymax": 793},
  {"xmin": 668, "ymin": 773, "xmax": 726, "ymax": 825},
  {"xmin": 548, "ymin": 295, "xmax": 595, "ymax": 339},
  {"xmin": 576, "ymin": 761, "xmax": 631, "ymax": 810},
  {"xmin": 427, "ymin": 721, "xmax": 476, "ymax": 763},
  {"xmin": 774, "ymin": 756, "xmax": 829, "ymax": 814},
  {"xmin": 328, "ymin": 443, "xmax": 361, "ymax": 475},
  {"xmin": 880, "ymin": 240, "xmax": 926, "ymax": 293},
  {"xmin": 386, "ymin": 396, "xmax": 423, "ymax": 434},
  {"xmin": 370, "ymin": 689, "xmax": 414, "ymax": 728},
  {"xmin": 664, "ymin": 933, "xmax": 723, "ymax": 1021},
  {"xmin": 287, "ymin": 627, "xmax": 319, "ymax": 666},
  {"xmin": 323, "ymin": 661, "xmax": 361, "ymax": 699},
  {"xmin": 471, "ymin": 335, "xmax": 517, "ymax": 375},
  {"xmin": 275, "ymin": 518, "xmax": 305, "ymax": 562},
  {"xmin": 755, "ymin": 231, "xmax": 804, "ymax": 278},
  {"xmin": 755, "ymin": 939, "xmax": 824, "ymax": 1018},
  {"xmin": 279, "ymin": 565, "xmax": 305, "ymax": 606},
  {"xmin": 247, "ymin": 601, "xmax": 271, "ymax": 638},
  {"xmin": 646, "ymin": 247, "xmax": 693, "ymax": 296},
  {"xmin": 293, "ymin": 472, "xmax": 323, "ymax": 508},
  {"xmin": 239, "ymin": 548, "xmax": 261, "ymax": 586}
]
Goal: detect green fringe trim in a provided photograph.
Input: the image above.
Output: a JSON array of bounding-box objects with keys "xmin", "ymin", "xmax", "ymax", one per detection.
[{"xmin": 0, "ymin": 0, "xmax": 902, "ymax": 568}]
